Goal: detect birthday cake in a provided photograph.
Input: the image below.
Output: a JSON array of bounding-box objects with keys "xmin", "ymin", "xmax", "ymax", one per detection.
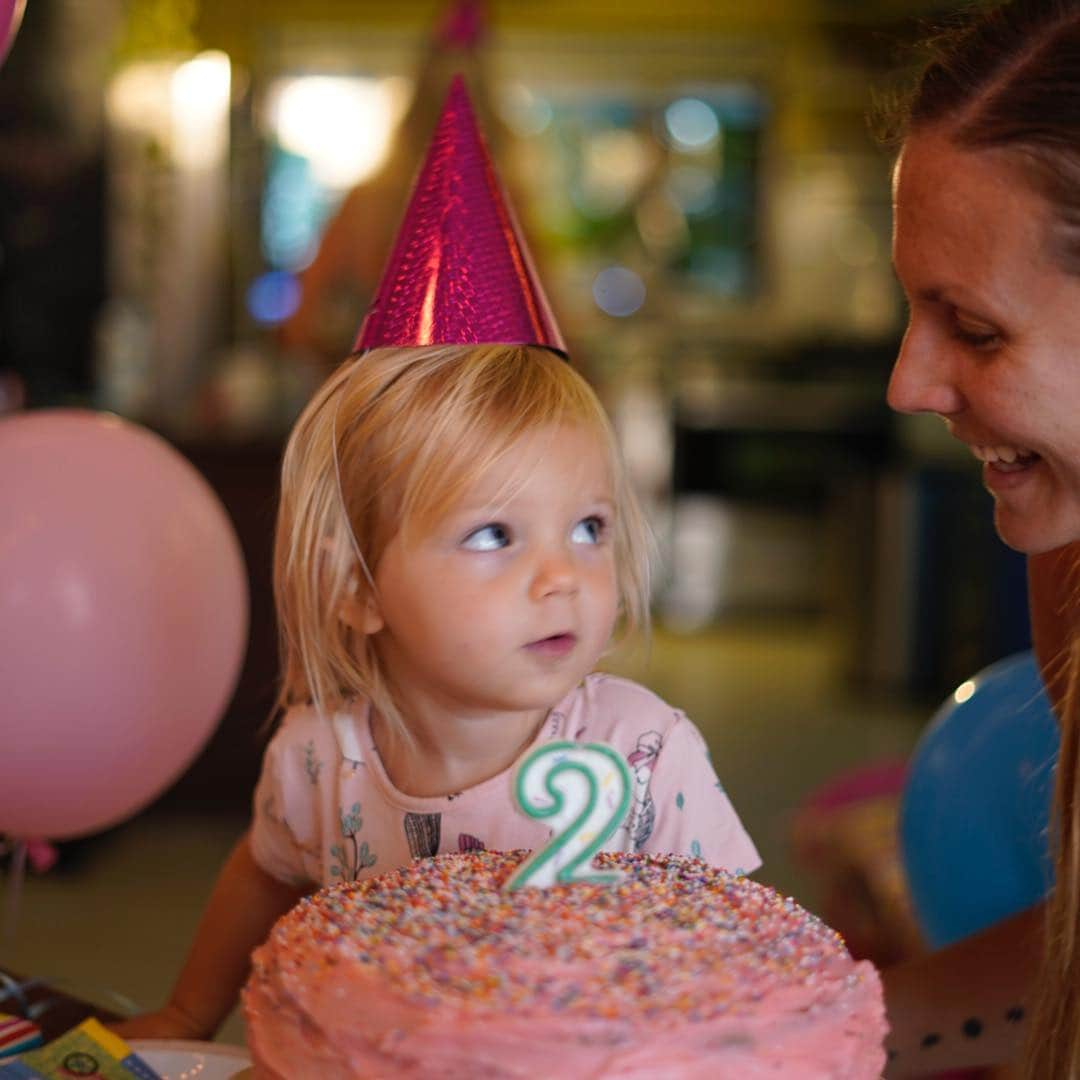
[{"xmin": 243, "ymin": 850, "xmax": 887, "ymax": 1078}]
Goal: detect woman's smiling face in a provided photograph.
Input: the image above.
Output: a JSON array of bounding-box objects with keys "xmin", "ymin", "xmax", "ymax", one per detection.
[{"xmin": 888, "ymin": 130, "xmax": 1080, "ymax": 554}]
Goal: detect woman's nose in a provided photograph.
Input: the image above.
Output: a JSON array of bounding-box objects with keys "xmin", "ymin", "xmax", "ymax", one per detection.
[{"xmin": 886, "ymin": 326, "xmax": 965, "ymax": 417}]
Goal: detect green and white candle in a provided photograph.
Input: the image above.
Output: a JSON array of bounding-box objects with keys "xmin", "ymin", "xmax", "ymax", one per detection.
[{"xmin": 507, "ymin": 741, "xmax": 632, "ymax": 890}]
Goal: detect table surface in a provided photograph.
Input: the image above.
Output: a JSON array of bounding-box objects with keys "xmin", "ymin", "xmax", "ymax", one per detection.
[{"xmin": 1, "ymin": 968, "xmax": 121, "ymax": 1043}]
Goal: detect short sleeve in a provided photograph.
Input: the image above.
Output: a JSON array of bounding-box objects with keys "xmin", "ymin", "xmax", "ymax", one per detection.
[
  {"xmin": 249, "ymin": 718, "xmax": 323, "ymax": 888},
  {"xmin": 636, "ymin": 714, "xmax": 761, "ymax": 874}
]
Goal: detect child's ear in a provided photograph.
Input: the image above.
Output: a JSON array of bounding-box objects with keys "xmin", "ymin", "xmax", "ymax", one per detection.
[{"xmin": 340, "ymin": 588, "xmax": 384, "ymax": 635}]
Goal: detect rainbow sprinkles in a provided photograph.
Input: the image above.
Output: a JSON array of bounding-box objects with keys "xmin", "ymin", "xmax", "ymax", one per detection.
[{"xmin": 244, "ymin": 849, "xmax": 888, "ymax": 1077}]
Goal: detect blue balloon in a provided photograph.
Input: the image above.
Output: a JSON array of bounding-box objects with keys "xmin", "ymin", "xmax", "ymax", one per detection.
[{"xmin": 900, "ymin": 650, "xmax": 1059, "ymax": 949}]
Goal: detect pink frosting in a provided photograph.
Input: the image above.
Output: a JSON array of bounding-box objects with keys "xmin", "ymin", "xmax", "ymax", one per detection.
[{"xmin": 244, "ymin": 852, "xmax": 887, "ymax": 1078}]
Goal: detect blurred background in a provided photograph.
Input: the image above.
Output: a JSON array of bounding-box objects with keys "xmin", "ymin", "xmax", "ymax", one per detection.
[{"xmin": 0, "ymin": 0, "xmax": 1032, "ymax": 1046}]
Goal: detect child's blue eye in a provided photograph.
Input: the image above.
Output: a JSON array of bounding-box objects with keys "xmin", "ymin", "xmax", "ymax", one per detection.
[
  {"xmin": 571, "ymin": 516, "xmax": 605, "ymax": 545},
  {"xmin": 462, "ymin": 523, "xmax": 511, "ymax": 551}
]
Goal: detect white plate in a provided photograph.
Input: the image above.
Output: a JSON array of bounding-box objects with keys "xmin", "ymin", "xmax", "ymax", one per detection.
[{"xmin": 126, "ymin": 1039, "xmax": 251, "ymax": 1080}]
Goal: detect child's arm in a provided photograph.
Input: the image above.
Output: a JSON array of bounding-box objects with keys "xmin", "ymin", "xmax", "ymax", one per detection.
[
  {"xmin": 110, "ymin": 830, "xmax": 310, "ymax": 1041},
  {"xmin": 881, "ymin": 902, "xmax": 1042, "ymax": 1075}
]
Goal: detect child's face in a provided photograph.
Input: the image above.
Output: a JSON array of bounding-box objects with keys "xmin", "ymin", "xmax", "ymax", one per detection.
[{"xmin": 368, "ymin": 423, "xmax": 619, "ymax": 722}]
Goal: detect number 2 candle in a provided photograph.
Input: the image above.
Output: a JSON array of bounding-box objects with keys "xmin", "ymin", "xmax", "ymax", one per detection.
[{"xmin": 507, "ymin": 741, "xmax": 632, "ymax": 890}]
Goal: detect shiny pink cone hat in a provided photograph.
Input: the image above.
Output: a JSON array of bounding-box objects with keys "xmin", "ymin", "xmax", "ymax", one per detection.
[{"xmin": 353, "ymin": 75, "xmax": 566, "ymax": 356}]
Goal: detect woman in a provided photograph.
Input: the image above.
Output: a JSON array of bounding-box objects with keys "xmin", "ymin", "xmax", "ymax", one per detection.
[{"xmin": 883, "ymin": 0, "xmax": 1080, "ymax": 1075}]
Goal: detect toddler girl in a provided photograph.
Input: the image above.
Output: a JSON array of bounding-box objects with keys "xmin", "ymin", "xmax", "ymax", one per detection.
[
  {"xmin": 258, "ymin": 342, "xmax": 759, "ymax": 884},
  {"xmin": 115, "ymin": 77, "xmax": 758, "ymax": 1042}
]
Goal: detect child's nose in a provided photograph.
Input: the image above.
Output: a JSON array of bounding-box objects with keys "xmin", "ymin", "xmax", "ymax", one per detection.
[
  {"xmin": 887, "ymin": 327, "xmax": 965, "ymax": 417},
  {"xmin": 530, "ymin": 548, "xmax": 579, "ymax": 599}
]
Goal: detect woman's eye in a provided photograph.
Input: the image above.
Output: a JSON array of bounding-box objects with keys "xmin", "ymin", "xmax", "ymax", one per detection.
[
  {"xmin": 462, "ymin": 524, "xmax": 511, "ymax": 552},
  {"xmin": 950, "ymin": 310, "xmax": 1000, "ymax": 349},
  {"xmin": 571, "ymin": 516, "xmax": 606, "ymax": 545},
  {"xmin": 953, "ymin": 326, "xmax": 1000, "ymax": 348}
]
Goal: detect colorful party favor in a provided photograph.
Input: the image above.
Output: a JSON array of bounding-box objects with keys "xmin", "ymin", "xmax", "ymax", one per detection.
[
  {"xmin": 0, "ymin": 1018, "xmax": 161, "ymax": 1079},
  {"xmin": 0, "ymin": 1015, "xmax": 41, "ymax": 1059}
]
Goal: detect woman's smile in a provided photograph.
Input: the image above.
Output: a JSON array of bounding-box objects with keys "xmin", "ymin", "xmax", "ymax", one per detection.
[{"xmin": 889, "ymin": 132, "xmax": 1080, "ymax": 554}]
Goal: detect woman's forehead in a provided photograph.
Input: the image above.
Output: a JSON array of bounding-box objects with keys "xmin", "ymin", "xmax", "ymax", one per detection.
[
  {"xmin": 893, "ymin": 133, "xmax": 1025, "ymax": 219},
  {"xmin": 892, "ymin": 132, "xmax": 1058, "ymax": 297}
]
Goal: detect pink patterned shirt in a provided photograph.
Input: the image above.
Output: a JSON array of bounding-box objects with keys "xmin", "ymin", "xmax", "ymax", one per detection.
[{"xmin": 250, "ymin": 673, "xmax": 761, "ymax": 887}]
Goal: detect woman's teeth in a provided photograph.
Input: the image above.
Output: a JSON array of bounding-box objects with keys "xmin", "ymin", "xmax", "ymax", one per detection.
[{"xmin": 972, "ymin": 444, "xmax": 1036, "ymax": 465}]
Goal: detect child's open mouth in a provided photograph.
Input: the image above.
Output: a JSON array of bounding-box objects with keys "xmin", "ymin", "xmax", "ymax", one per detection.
[{"xmin": 525, "ymin": 633, "xmax": 577, "ymax": 657}]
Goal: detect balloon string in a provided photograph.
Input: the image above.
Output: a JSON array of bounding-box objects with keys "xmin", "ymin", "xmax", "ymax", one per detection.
[{"xmin": 4, "ymin": 838, "xmax": 27, "ymax": 948}]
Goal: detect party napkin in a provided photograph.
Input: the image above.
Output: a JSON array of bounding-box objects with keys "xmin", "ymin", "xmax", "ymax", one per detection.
[
  {"xmin": 0, "ymin": 1018, "xmax": 161, "ymax": 1079},
  {"xmin": 0, "ymin": 1015, "xmax": 41, "ymax": 1059}
]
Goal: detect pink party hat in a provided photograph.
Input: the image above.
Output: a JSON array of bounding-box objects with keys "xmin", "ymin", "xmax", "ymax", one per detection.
[{"xmin": 353, "ymin": 75, "xmax": 566, "ymax": 356}]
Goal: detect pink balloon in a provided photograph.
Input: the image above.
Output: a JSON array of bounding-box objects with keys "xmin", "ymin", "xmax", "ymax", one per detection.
[
  {"xmin": 0, "ymin": 0, "xmax": 25, "ymax": 67},
  {"xmin": 0, "ymin": 410, "xmax": 249, "ymax": 840}
]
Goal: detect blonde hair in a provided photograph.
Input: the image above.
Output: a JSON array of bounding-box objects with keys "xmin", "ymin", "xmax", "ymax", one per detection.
[{"xmin": 272, "ymin": 343, "xmax": 651, "ymax": 737}]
